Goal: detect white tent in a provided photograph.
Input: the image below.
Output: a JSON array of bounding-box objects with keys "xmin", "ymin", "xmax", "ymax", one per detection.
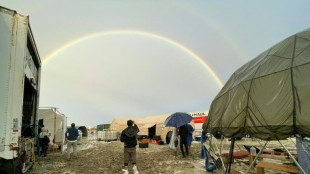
[{"xmin": 110, "ymin": 111, "xmax": 208, "ymax": 143}]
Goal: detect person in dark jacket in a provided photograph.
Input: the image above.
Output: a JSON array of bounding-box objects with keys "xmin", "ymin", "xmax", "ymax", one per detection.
[
  {"xmin": 39, "ymin": 127, "xmax": 50, "ymax": 157},
  {"xmin": 178, "ymin": 124, "xmax": 189, "ymax": 157},
  {"xmin": 65, "ymin": 123, "xmax": 79, "ymax": 159},
  {"xmin": 120, "ymin": 120, "xmax": 140, "ymax": 174}
]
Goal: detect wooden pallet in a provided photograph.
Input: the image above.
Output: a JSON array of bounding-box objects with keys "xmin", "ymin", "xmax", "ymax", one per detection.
[
  {"xmin": 256, "ymin": 161, "xmax": 298, "ymax": 174},
  {"xmin": 249, "ymin": 154, "xmax": 298, "ymax": 174}
]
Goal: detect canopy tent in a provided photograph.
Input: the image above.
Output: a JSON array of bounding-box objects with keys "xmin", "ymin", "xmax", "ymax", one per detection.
[
  {"xmin": 109, "ymin": 111, "xmax": 206, "ymax": 142},
  {"xmin": 203, "ymin": 28, "xmax": 310, "ymax": 140},
  {"xmin": 109, "ymin": 114, "xmax": 172, "ymax": 142}
]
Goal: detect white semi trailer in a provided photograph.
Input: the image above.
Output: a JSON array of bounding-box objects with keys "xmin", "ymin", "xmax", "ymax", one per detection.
[{"xmin": 0, "ymin": 6, "xmax": 41, "ymax": 173}]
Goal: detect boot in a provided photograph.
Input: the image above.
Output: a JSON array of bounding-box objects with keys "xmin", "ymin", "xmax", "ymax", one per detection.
[
  {"xmin": 122, "ymin": 169, "xmax": 129, "ymax": 174},
  {"xmin": 133, "ymin": 165, "xmax": 139, "ymax": 174}
]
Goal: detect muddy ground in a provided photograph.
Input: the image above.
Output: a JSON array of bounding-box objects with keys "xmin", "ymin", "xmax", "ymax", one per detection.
[{"xmin": 27, "ymin": 135, "xmax": 296, "ymax": 174}]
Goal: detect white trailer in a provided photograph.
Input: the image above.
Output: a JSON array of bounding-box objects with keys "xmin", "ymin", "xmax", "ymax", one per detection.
[
  {"xmin": 189, "ymin": 111, "xmax": 209, "ymax": 141},
  {"xmin": 0, "ymin": 6, "xmax": 41, "ymax": 173},
  {"xmin": 38, "ymin": 108, "xmax": 67, "ymax": 152}
]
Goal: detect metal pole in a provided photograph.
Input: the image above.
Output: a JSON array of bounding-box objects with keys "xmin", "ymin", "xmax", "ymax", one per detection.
[
  {"xmin": 225, "ymin": 138, "xmax": 235, "ymax": 174},
  {"xmin": 278, "ymin": 140, "xmax": 306, "ymax": 174},
  {"xmin": 220, "ymin": 135, "xmax": 225, "ymax": 154},
  {"xmin": 54, "ymin": 108, "xmax": 57, "ymax": 153},
  {"xmin": 244, "ymin": 141, "xmax": 269, "ymax": 174},
  {"xmin": 213, "ymin": 136, "xmax": 226, "ymax": 171}
]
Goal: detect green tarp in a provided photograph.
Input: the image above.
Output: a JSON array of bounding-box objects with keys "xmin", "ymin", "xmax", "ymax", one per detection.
[{"xmin": 203, "ymin": 28, "xmax": 310, "ymax": 140}]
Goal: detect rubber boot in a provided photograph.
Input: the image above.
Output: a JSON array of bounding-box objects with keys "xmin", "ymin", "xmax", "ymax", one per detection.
[
  {"xmin": 122, "ymin": 169, "xmax": 129, "ymax": 174},
  {"xmin": 133, "ymin": 165, "xmax": 139, "ymax": 174}
]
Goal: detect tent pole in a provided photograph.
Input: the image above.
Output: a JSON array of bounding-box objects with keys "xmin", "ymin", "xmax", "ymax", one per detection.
[
  {"xmin": 245, "ymin": 141, "xmax": 269, "ymax": 174},
  {"xmin": 278, "ymin": 140, "xmax": 306, "ymax": 174},
  {"xmin": 54, "ymin": 108, "xmax": 57, "ymax": 153},
  {"xmin": 225, "ymin": 138, "xmax": 235, "ymax": 174},
  {"xmin": 213, "ymin": 136, "xmax": 226, "ymax": 171},
  {"xmin": 220, "ymin": 136, "xmax": 223, "ymax": 153}
]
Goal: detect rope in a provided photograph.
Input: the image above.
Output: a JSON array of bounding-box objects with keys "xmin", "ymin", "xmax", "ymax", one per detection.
[{"xmin": 200, "ymin": 132, "xmax": 217, "ymax": 172}]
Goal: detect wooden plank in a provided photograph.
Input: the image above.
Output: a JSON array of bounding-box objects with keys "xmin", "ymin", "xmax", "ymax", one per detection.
[
  {"xmin": 248, "ymin": 154, "xmax": 264, "ymax": 165},
  {"xmin": 230, "ymin": 169, "xmax": 241, "ymax": 174},
  {"xmin": 257, "ymin": 161, "xmax": 299, "ymax": 173},
  {"xmin": 248, "ymin": 155, "xmax": 254, "ymax": 165},
  {"xmin": 256, "ymin": 167, "xmax": 265, "ymax": 174},
  {"xmin": 252, "ymin": 154, "xmax": 292, "ymax": 161}
]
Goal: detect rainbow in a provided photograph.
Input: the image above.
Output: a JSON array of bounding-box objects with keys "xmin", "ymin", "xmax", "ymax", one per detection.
[
  {"xmin": 43, "ymin": 30, "xmax": 224, "ymax": 87},
  {"xmin": 170, "ymin": 2, "xmax": 247, "ymax": 63}
]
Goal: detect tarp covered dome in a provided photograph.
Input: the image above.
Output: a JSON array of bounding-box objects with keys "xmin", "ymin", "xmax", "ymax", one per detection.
[{"xmin": 203, "ymin": 28, "xmax": 310, "ymax": 140}]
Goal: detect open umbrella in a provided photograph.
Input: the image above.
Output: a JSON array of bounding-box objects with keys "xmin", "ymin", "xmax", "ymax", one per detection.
[
  {"xmin": 203, "ymin": 28, "xmax": 310, "ymax": 141},
  {"xmin": 164, "ymin": 112, "xmax": 192, "ymax": 128}
]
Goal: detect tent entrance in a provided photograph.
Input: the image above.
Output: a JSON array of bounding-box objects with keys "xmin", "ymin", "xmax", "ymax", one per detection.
[{"xmin": 148, "ymin": 125, "xmax": 156, "ymax": 139}]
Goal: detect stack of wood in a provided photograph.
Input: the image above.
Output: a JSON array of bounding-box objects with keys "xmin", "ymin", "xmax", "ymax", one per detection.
[{"xmin": 249, "ymin": 153, "xmax": 298, "ymax": 174}]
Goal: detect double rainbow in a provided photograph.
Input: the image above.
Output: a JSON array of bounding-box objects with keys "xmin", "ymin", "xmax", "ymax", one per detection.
[{"xmin": 43, "ymin": 30, "xmax": 224, "ymax": 87}]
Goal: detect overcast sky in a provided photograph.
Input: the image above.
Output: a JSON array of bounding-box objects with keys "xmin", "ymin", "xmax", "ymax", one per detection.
[{"xmin": 2, "ymin": 0, "xmax": 309, "ymax": 126}]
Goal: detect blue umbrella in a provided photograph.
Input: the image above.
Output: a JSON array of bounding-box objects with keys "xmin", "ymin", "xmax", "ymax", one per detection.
[{"xmin": 164, "ymin": 112, "xmax": 193, "ymax": 128}]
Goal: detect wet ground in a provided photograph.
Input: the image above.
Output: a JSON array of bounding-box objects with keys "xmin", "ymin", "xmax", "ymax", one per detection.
[{"xmin": 27, "ymin": 135, "xmax": 296, "ymax": 174}]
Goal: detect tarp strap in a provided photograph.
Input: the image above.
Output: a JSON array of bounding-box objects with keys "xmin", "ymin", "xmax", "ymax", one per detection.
[
  {"xmin": 243, "ymin": 48, "xmax": 272, "ymax": 130},
  {"xmin": 290, "ymin": 36, "xmax": 297, "ymax": 135}
]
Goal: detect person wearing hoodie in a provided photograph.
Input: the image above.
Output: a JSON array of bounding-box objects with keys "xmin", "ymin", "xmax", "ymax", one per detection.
[
  {"xmin": 39, "ymin": 125, "xmax": 50, "ymax": 157},
  {"xmin": 120, "ymin": 120, "xmax": 140, "ymax": 174}
]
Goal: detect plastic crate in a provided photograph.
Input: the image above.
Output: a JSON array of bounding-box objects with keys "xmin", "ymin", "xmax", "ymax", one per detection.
[
  {"xmin": 141, "ymin": 139, "xmax": 150, "ymax": 143},
  {"xmin": 139, "ymin": 143, "xmax": 149, "ymax": 148}
]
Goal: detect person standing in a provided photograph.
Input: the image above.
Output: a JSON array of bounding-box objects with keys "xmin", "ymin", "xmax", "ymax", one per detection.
[
  {"xmin": 186, "ymin": 123, "xmax": 195, "ymax": 155},
  {"xmin": 178, "ymin": 124, "xmax": 189, "ymax": 158},
  {"xmin": 39, "ymin": 127, "xmax": 50, "ymax": 157},
  {"xmin": 168, "ymin": 127, "xmax": 179, "ymax": 156},
  {"xmin": 65, "ymin": 123, "xmax": 79, "ymax": 159},
  {"xmin": 173, "ymin": 128, "xmax": 179, "ymax": 156},
  {"xmin": 120, "ymin": 120, "xmax": 140, "ymax": 174}
]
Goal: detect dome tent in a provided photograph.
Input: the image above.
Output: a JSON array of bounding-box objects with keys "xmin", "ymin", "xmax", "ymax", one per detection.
[
  {"xmin": 203, "ymin": 28, "xmax": 310, "ymax": 174},
  {"xmin": 203, "ymin": 28, "xmax": 310, "ymax": 141}
]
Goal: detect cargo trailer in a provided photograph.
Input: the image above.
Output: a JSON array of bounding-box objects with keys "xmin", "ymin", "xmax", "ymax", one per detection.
[{"xmin": 0, "ymin": 6, "xmax": 41, "ymax": 173}]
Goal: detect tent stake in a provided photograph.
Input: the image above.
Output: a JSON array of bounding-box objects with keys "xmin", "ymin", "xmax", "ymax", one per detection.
[
  {"xmin": 278, "ymin": 140, "xmax": 306, "ymax": 174},
  {"xmin": 213, "ymin": 136, "xmax": 226, "ymax": 171},
  {"xmin": 245, "ymin": 141, "xmax": 269, "ymax": 174},
  {"xmin": 225, "ymin": 138, "xmax": 235, "ymax": 174}
]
